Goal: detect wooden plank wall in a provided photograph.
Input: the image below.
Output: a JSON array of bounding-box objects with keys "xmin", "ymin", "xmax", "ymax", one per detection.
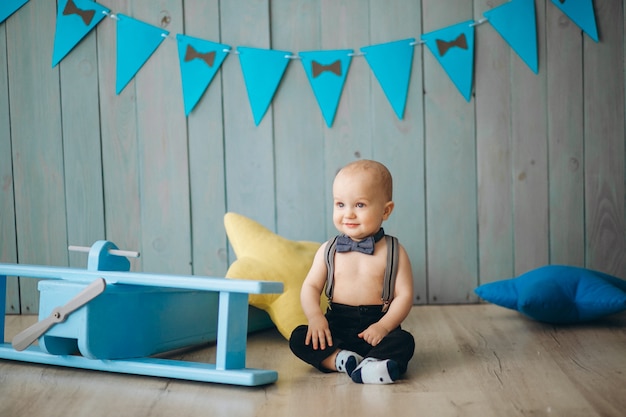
[
  {"xmin": 0, "ymin": 15, "xmax": 19, "ymax": 313},
  {"xmin": 1, "ymin": 0, "xmax": 624, "ymax": 314}
]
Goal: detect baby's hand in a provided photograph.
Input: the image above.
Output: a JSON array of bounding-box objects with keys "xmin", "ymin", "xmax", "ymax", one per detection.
[
  {"xmin": 305, "ymin": 315, "xmax": 333, "ymax": 350},
  {"xmin": 358, "ymin": 323, "xmax": 390, "ymax": 346}
]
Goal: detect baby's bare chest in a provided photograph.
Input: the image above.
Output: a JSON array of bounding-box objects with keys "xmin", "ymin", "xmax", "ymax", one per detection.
[{"xmin": 331, "ymin": 252, "xmax": 387, "ymax": 303}]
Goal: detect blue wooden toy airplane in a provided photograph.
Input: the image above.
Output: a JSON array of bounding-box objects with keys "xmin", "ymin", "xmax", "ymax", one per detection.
[{"xmin": 0, "ymin": 240, "xmax": 283, "ymax": 386}]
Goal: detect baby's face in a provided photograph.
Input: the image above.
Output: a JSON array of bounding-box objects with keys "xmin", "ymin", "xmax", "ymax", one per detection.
[{"xmin": 332, "ymin": 170, "xmax": 393, "ymax": 241}]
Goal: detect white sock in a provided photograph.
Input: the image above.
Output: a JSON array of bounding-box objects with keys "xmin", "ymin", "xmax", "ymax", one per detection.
[
  {"xmin": 350, "ymin": 358, "xmax": 400, "ymax": 384},
  {"xmin": 335, "ymin": 350, "xmax": 363, "ymax": 375}
]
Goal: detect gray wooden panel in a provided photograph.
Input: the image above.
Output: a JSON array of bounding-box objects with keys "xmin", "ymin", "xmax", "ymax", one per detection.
[
  {"xmin": 272, "ymin": 0, "xmax": 327, "ymax": 243},
  {"xmin": 58, "ymin": 23, "xmax": 106, "ymax": 269},
  {"xmin": 511, "ymin": 0, "xmax": 549, "ymax": 275},
  {"xmin": 369, "ymin": 0, "xmax": 427, "ymax": 304},
  {"xmin": 97, "ymin": 3, "xmax": 143, "ymax": 272},
  {"xmin": 583, "ymin": 1, "xmax": 626, "ymax": 277},
  {"xmin": 1, "ymin": 0, "xmax": 625, "ymax": 311},
  {"xmin": 0, "ymin": 23, "xmax": 20, "ymax": 314},
  {"xmin": 474, "ymin": 0, "xmax": 515, "ymax": 284},
  {"xmin": 6, "ymin": 0, "xmax": 68, "ymax": 313},
  {"xmin": 422, "ymin": 0, "xmax": 478, "ymax": 303},
  {"xmin": 321, "ymin": 1, "xmax": 372, "ymax": 239},
  {"xmin": 221, "ymin": 0, "xmax": 277, "ymax": 242},
  {"xmin": 184, "ymin": 0, "xmax": 229, "ymax": 277},
  {"xmin": 546, "ymin": 5, "xmax": 585, "ymax": 267},
  {"xmin": 133, "ymin": 2, "xmax": 192, "ymax": 275}
]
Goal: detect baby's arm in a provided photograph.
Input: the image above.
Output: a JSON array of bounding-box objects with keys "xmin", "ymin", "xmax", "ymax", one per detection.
[
  {"xmin": 358, "ymin": 243, "xmax": 414, "ymax": 346},
  {"xmin": 300, "ymin": 243, "xmax": 333, "ymax": 350}
]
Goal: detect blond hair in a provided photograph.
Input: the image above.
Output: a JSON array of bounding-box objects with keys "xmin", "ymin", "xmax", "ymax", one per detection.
[{"xmin": 337, "ymin": 159, "xmax": 393, "ymax": 201}]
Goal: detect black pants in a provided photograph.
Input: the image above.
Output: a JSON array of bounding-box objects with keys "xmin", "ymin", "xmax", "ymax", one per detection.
[{"xmin": 289, "ymin": 303, "xmax": 415, "ymax": 374}]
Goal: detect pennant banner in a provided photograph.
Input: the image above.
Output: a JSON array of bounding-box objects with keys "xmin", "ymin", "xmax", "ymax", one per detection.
[
  {"xmin": 484, "ymin": 0, "xmax": 538, "ymax": 74},
  {"xmin": 238, "ymin": 47, "xmax": 291, "ymax": 126},
  {"xmin": 6, "ymin": 0, "xmax": 603, "ymax": 125},
  {"xmin": 361, "ymin": 38, "xmax": 415, "ymax": 119},
  {"xmin": 52, "ymin": 0, "xmax": 110, "ymax": 67},
  {"xmin": 115, "ymin": 14, "xmax": 169, "ymax": 94},
  {"xmin": 177, "ymin": 35, "xmax": 230, "ymax": 115},
  {"xmin": 550, "ymin": 0, "xmax": 598, "ymax": 42},
  {"xmin": 422, "ymin": 21, "xmax": 475, "ymax": 102},
  {"xmin": 0, "ymin": 0, "xmax": 29, "ymax": 24},
  {"xmin": 300, "ymin": 50, "xmax": 353, "ymax": 128}
]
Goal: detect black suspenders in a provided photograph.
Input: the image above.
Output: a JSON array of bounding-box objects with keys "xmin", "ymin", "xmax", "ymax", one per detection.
[{"xmin": 324, "ymin": 234, "xmax": 399, "ymax": 312}]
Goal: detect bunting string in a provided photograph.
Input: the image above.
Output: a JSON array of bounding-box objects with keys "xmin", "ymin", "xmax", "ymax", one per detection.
[{"xmin": 0, "ymin": 0, "xmax": 600, "ymax": 127}]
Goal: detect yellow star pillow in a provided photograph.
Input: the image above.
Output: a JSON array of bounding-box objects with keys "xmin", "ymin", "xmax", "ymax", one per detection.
[{"xmin": 224, "ymin": 212, "xmax": 327, "ymax": 340}]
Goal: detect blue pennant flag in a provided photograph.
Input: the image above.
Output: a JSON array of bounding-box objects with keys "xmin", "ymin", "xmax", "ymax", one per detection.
[
  {"xmin": 177, "ymin": 35, "xmax": 230, "ymax": 115},
  {"xmin": 422, "ymin": 22, "xmax": 475, "ymax": 102},
  {"xmin": 116, "ymin": 14, "xmax": 168, "ymax": 94},
  {"xmin": 0, "ymin": 0, "xmax": 29, "ymax": 24},
  {"xmin": 238, "ymin": 47, "xmax": 291, "ymax": 126},
  {"xmin": 484, "ymin": 0, "xmax": 538, "ymax": 74},
  {"xmin": 299, "ymin": 50, "xmax": 353, "ymax": 127},
  {"xmin": 52, "ymin": 0, "xmax": 110, "ymax": 67},
  {"xmin": 361, "ymin": 38, "xmax": 415, "ymax": 119},
  {"xmin": 550, "ymin": 0, "xmax": 598, "ymax": 42}
]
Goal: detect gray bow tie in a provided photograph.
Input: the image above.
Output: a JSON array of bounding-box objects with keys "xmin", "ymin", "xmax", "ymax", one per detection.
[
  {"xmin": 335, "ymin": 228, "xmax": 385, "ymax": 255},
  {"xmin": 336, "ymin": 235, "xmax": 375, "ymax": 254}
]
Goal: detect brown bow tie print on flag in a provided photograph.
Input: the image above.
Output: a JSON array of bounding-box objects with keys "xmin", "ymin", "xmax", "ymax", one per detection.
[
  {"xmin": 184, "ymin": 45, "xmax": 216, "ymax": 67},
  {"xmin": 312, "ymin": 60, "xmax": 342, "ymax": 78},
  {"xmin": 436, "ymin": 33, "xmax": 468, "ymax": 57},
  {"xmin": 63, "ymin": 0, "xmax": 95, "ymax": 26}
]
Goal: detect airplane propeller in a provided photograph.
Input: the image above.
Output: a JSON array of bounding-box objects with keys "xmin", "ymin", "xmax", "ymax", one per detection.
[{"xmin": 12, "ymin": 278, "xmax": 106, "ymax": 351}]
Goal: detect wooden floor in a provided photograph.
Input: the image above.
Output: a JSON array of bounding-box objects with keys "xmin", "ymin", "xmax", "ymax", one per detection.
[{"xmin": 2, "ymin": 304, "xmax": 625, "ymax": 417}]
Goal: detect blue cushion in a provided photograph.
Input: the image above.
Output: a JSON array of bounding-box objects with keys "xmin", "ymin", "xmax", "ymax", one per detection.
[{"xmin": 474, "ymin": 265, "xmax": 626, "ymax": 324}]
